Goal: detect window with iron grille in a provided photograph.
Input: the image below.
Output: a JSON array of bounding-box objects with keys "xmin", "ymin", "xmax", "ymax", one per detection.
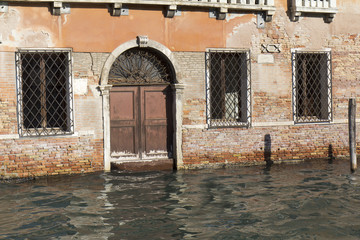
[
  {"xmin": 16, "ymin": 50, "xmax": 73, "ymax": 136},
  {"xmin": 292, "ymin": 51, "xmax": 332, "ymax": 123},
  {"xmin": 206, "ymin": 49, "xmax": 251, "ymax": 127}
]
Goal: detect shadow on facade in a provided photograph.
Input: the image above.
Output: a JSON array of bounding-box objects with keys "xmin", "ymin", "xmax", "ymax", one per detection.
[{"xmin": 264, "ymin": 134, "xmax": 274, "ymax": 169}]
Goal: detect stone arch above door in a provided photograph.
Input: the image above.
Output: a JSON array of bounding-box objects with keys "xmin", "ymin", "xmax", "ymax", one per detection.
[
  {"xmin": 99, "ymin": 38, "xmax": 184, "ymax": 171},
  {"xmin": 100, "ymin": 39, "xmax": 180, "ymax": 86},
  {"xmin": 108, "ymin": 48, "xmax": 174, "ymax": 85}
]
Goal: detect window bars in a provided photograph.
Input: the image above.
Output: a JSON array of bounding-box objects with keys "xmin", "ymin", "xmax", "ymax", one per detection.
[
  {"xmin": 292, "ymin": 51, "xmax": 332, "ymax": 123},
  {"xmin": 206, "ymin": 49, "xmax": 251, "ymax": 128},
  {"xmin": 16, "ymin": 50, "xmax": 74, "ymax": 136}
]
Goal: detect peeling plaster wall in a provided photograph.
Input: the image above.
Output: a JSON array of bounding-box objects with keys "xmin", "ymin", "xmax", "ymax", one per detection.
[
  {"xmin": 0, "ymin": 0, "xmax": 359, "ymax": 176},
  {"xmin": 0, "ymin": 8, "xmax": 55, "ymax": 50},
  {"xmin": 0, "ymin": 1, "xmax": 359, "ymax": 52}
]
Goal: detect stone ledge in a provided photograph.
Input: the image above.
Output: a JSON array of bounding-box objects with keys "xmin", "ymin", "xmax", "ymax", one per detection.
[
  {"xmin": 111, "ymin": 159, "xmax": 175, "ymax": 171},
  {"xmin": 5, "ymin": 0, "xmax": 276, "ymax": 20}
]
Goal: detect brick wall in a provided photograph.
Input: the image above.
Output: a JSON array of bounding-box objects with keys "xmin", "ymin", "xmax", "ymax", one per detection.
[
  {"xmin": 0, "ymin": 137, "xmax": 103, "ymax": 179},
  {"xmin": 0, "ymin": 52, "xmax": 17, "ymax": 135},
  {"xmin": 181, "ymin": 124, "xmax": 357, "ymax": 168},
  {"xmin": 177, "ymin": 9, "xmax": 360, "ymax": 168},
  {"xmin": 1, "ymin": 3, "xmax": 360, "ymax": 178},
  {"xmin": 0, "ymin": 51, "xmax": 107, "ymax": 179}
]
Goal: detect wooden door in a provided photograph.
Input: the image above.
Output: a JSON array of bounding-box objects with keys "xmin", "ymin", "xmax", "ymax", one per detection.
[
  {"xmin": 110, "ymin": 85, "xmax": 173, "ymax": 160},
  {"xmin": 110, "ymin": 86, "xmax": 139, "ymax": 159}
]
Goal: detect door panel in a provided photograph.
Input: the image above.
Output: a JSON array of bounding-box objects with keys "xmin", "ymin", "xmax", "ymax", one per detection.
[
  {"xmin": 110, "ymin": 87, "xmax": 139, "ymax": 159},
  {"xmin": 141, "ymin": 85, "xmax": 172, "ymax": 158},
  {"xmin": 110, "ymin": 85, "xmax": 173, "ymax": 160},
  {"xmin": 144, "ymin": 90, "xmax": 167, "ymax": 119},
  {"xmin": 144, "ymin": 125, "xmax": 168, "ymax": 156},
  {"xmin": 110, "ymin": 127, "xmax": 136, "ymax": 156}
]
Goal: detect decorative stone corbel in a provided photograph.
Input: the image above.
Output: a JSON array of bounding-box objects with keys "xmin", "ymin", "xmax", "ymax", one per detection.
[
  {"xmin": 112, "ymin": 3, "xmax": 122, "ymax": 16},
  {"xmin": 0, "ymin": 2, "xmax": 8, "ymax": 13},
  {"xmin": 52, "ymin": 1, "xmax": 62, "ymax": 16},
  {"xmin": 51, "ymin": 2, "xmax": 70, "ymax": 15},
  {"xmin": 265, "ymin": 10, "xmax": 275, "ymax": 22},
  {"xmin": 136, "ymin": 36, "xmax": 148, "ymax": 48},
  {"xmin": 217, "ymin": 7, "xmax": 227, "ymax": 20},
  {"xmin": 324, "ymin": 13, "xmax": 335, "ymax": 23},
  {"xmin": 99, "ymin": 85, "xmax": 112, "ymax": 96},
  {"xmin": 291, "ymin": 10, "xmax": 301, "ymax": 22},
  {"xmin": 165, "ymin": 5, "xmax": 177, "ymax": 18},
  {"xmin": 111, "ymin": 3, "xmax": 128, "ymax": 16}
]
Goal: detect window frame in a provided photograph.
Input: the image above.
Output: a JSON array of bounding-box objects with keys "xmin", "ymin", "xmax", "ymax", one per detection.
[
  {"xmin": 16, "ymin": 48, "xmax": 74, "ymax": 137},
  {"xmin": 291, "ymin": 49, "xmax": 333, "ymax": 124},
  {"xmin": 205, "ymin": 48, "xmax": 251, "ymax": 128}
]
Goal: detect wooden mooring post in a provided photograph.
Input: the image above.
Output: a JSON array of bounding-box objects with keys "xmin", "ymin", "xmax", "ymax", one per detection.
[{"xmin": 349, "ymin": 98, "xmax": 357, "ymax": 172}]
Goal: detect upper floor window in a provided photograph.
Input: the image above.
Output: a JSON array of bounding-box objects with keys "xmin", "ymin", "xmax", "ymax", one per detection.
[
  {"xmin": 16, "ymin": 49, "xmax": 74, "ymax": 136},
  {"xmin": 292, "ymin": 50, "xmax": 332, "ymax": 123},
  {"xmin": 206, "ymin": 49, "xmax": 251, "ymax": 128}
]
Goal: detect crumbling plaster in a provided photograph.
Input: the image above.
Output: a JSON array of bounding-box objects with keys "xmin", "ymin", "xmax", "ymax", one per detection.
[
  {"xmin": 0, "ymin": 0, "xmax": 359, "ymax": 52},
  {"xmin": 0, "ymin": 8, "xmax": 56, "ymax": 50}
]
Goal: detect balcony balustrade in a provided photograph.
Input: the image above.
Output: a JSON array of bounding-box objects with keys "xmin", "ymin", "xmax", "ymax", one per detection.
[
  {"xmin": 5, "ymin": 0, "xmax": 276, "ymax": 20},
  {"xmin": 291, "ymin": 0, "xmax": 337, "ymax": 22}
]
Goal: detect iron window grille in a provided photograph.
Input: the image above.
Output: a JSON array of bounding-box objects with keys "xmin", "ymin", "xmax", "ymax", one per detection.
[
  {"xmin": 206, "ymin": 49, "xmax": 251, "ymax": 128},
  {"xmin": 16, "ymin": 49, "xmax": 74, "ymax": 136},
  {"xmin": 292, "ymin": 50, "xmax": 332, "ymax": 123}
]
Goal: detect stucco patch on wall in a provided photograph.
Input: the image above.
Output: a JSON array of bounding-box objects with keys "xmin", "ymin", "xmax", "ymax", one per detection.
[
  {"xmin": 225, "ymin": 13, "xmax": 246, "ymax": 22},
  {"xmin": 295, "ymin": 17, "xmax": 331, "ymax": 49},
  {"xmin": 253, "ymin": 64, "xmax": 290, "ymax": 97},
  {"xmin": 74, "ymin": 78, "xmax": 88, "ymax": 95},
  {"xmin": 0, "ymin": 9, "xmax": 20, "ymax": 48},
  {"xmin": 0, "ymin": 9, "xmax": 53, "ymax": 49},
  {"xmin": 226, "ymin": 17, "xmax": 257, "ymax": 48}
]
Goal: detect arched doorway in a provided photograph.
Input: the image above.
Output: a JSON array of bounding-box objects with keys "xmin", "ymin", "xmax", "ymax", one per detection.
[{"xmin": 108, "ymin": 48, "xmax": 174, "ymax": 162}]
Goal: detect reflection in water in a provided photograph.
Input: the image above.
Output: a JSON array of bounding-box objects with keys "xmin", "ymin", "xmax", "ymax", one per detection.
[
  {"xmin": 60, "ymin": 174, "xmax": 115, "ymax": 239},
  {"xmin": 1, "ymin": 159, "xmax": 360, "ymax": 239}
]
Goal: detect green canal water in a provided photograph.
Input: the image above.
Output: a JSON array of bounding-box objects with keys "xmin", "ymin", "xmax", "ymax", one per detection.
[{"xmin": 1, "ymin": 159, "xmax": 360, "ymax": 239}]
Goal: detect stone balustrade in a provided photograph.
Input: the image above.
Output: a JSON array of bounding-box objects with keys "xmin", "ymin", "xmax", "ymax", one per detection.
[
  {"xmin": 291, "ymin": 0, "xmax": 338, "ymax": 22},
  {"xmin": 3, "ymin": 0, "xmax": 276, "ymax": 20}
]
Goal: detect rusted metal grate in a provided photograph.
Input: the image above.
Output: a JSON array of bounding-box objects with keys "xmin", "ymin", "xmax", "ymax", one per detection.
[
  {"xmin": 16, "ymin": 50, "xmax": 73, "ymax": 136},
  {"xmin": 292, "ymin": 51, "xmax": 332, "ymax": 123},
  {"xmin": 206, "ymin": 49, "xmax": 251, "ymax": 128}
]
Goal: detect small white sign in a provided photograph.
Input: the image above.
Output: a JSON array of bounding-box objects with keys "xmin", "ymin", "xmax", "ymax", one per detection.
[
  {"xmin": 257, "ymin": 54, "xmax": 274, "ymax": 64},
  {"xmin": 73, "ymin": 78, "xmax": 88, "ymax": 95}
]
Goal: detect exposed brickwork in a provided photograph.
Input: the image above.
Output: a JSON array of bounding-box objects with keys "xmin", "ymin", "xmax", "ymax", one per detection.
[
  {"xmin": 0, "ymin": 52, "xmax": 17, "ymax": 135},
  {"xmin": 0, "ymin": 51, "xmax": 105, "ymax": 179},
  {"xmin": 72, "ymin": 52, "xmax": 108, "ymax": 139},
  {"xmin": 0, "ymin": 137, "xmax": 103, "ymax": 179},
  {"xmin": 182, "ymin": 124, "xmax": 358, "ymax": 168},
  {"xmin": 73, "ymin": 52, "xmax": 109, "ymax": 80},
  {"xmin": 1, "ymin": 3, "xmax": 360, "ymax": 178},
  {"xmin": 174, "ymin": 52, "xmax": 206, "ymax": 126},
  {"xmin": 177, "ymin": 8, "xmax": 360, "ymax": 168}
]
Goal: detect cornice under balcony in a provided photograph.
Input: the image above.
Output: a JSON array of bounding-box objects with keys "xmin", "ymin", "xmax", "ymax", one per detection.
[{"xmin": 4, "ymin": 0, "xmax": 276, "ymax": 21}]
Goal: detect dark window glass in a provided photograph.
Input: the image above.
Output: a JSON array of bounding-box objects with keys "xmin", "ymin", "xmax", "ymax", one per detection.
[
  {"xmin": 17, "ymin": 50, "xmax": 73, "ymax": 136},
  {"xmin": 206, "ymin": 50, "xmax": 250, "ymax": 127},
  {"xmin": 293, "ymin": 52, "xmax": 332, "ymax": 123}
]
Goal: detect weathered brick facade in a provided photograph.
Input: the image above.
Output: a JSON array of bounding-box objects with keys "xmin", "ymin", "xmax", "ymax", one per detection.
[
  {"xmin": 172, "ymin": 4, "xmax": 360, "ymax": 168},
  {"xmin": 0, "ymin": 0, "xmax": 359, "ymax": 178},
  {"xmin": 0, "ymin": 52, "xmax": 105, "ymax": 178}
]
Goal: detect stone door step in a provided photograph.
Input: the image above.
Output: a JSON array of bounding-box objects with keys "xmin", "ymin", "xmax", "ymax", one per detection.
[{"xmin": 111, "ymin": 159, "xmax": 174, "ymax": 171}]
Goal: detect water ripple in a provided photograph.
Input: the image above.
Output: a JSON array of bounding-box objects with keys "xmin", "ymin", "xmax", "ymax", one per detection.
[{"xmin": 1, "ymin": 159, "xmax": 360, "ymax": 239}]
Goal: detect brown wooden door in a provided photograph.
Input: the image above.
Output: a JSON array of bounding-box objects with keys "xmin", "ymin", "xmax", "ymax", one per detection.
[{"xmin": 110, "ymin": 85, "xmax": 173, "ymax": 160}]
